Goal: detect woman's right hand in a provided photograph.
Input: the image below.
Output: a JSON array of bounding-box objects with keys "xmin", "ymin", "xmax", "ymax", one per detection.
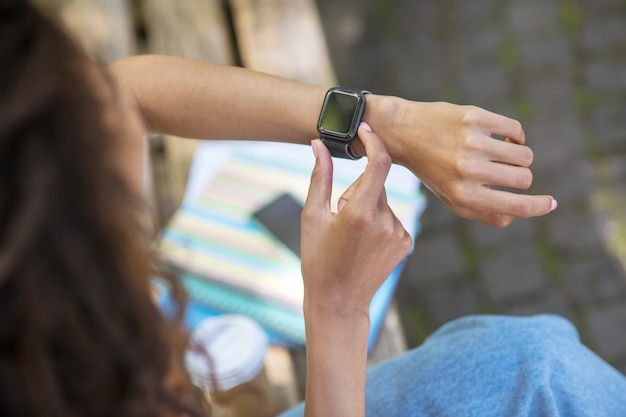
[
  {"xmin": 301, "ymin": 123, "xmax": 412, "ymax": 317},
  {"xmin": 300, "ymin": 123, "xmax": 412, "ymax": 417}
]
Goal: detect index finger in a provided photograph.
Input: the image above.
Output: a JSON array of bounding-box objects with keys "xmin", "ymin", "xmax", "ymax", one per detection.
[
  {"xmin": 472, "ymin": 107, "xmax": 526, "ymax": 145},
  {"xmin": 351, "ymin": 123, "xmax": 392, "ymax": 207}
]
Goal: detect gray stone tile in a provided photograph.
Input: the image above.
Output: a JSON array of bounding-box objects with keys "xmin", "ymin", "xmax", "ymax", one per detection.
[
  {"xmin": 579, "ymin": 0, "xmax": 624, "ymax": 11},
  {"xmin": 406, "ymin": 36, "xmax": 443, "ymax": 62},
  {"xmin": 391, "ymin": 42, "xmax": 444, "ymax": 100},
  {"xmin": 518, "ymin": 36, "xmax": 572, "ymax": 73},
  {"xmin": 403, "ymin": 233, "xmax": 466, "ymax": 285},
  {"xmin": 594, "ymin": 104, "xmax": 626, "ymax": 152},
  {"xmin": 547, "ymin": 210, "xmax": 607, "ymax": 255},
  {"xmin": 456, "ymin": 27, "xmax": 503, "ymax": 68},
  {"xmin": 525, "ymin": 114, "xmax": 586, "ymax": 172},
  {"xmin": 563, "ymin": 256, "xmax": 626, "ymax": 304},
  {"xmin": 532, "ymin": 157, "xmax": 596, "ymax": 206},
  {"xmin": 585, "ymin": 303, "xmax": 626, "ymax": 359},
  {"xmin": 583, "ymin": 18, "xmax": 626, "ymax": 50},
  {"xmin": 422, "ymin": 281, "xmax": 479, "ymax": 327},
  {"xmin": 458, "ymin": 67, "xmax": 511, "ymax": 104},
  {"xmin": 585, "ymin": 62, "xmax": 626, "ymax": 93},
  {"xmin": 399, "ymin": 0, "xmax": 441, "ymax": 36},
  {"xmin": 608, "ymin": 155, "xmax": 626, "ymax": 195},
  {"xmin": 526, "ymin": 76, "xmax": 575, "ymax": 117},
  {"xmin": 508, "ymin": 1, "xmax": 561, "ymax": 42},
  {"xmin": 450, "ymin": 0, "xmax": 499, "ymax": 29},
  {"xmin": 479, "ymin": 242, "xmax": 548, "ymax": 303},
  {"xmin": 503, "ymin": 294, "xmax": 574, "ymax": 323},
  {"xmin": 417, "ymin": 193, "xmax": 457, "ymax": 236},
  {"xmin": 617, "ymin": 359, "xmax": 626, "ymax": 376},
  {"xmin": 468, "ymin": 217, "xmax": 537, "ymax": 251}
]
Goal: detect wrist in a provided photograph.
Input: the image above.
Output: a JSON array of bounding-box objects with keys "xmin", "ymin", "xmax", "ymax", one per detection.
[
  {"xmin": 303, "ymin": 298, "xmax": 369, "ymax": 417},
  {"xmin": 304, "ymin": 299, "xmax": 370, "ymax": 357},
  {"xmin": 303, "ymin": 295, "xmax": 371, "ymax": 330},
  {"xmin": 359, "ymin": 94, "xmax": 408, "ymax": 165},
  {"xmin": 307, "ymin": 85, "xmax": 330, "ymax": 140}
]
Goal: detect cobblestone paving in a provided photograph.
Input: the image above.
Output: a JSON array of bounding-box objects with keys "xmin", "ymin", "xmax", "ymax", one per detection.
[{"xmin": 317, "ymin": 0, "xmax": 626, "ymax": 372}]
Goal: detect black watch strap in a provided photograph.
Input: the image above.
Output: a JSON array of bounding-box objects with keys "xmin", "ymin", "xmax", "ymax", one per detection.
[{"xmin": 320, "ymin": 137, "xmax": 362, "ymax": 160}]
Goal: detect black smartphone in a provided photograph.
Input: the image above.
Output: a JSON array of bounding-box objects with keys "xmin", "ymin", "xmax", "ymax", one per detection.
[{"xmin": 252, "ymin": 193, "xmax": 303, "ymax": 257}]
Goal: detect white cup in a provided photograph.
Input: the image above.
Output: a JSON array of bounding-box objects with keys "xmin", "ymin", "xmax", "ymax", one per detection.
[{"xmin": 186, "ymin": 315, "xmax": 275, "ymax": 417}]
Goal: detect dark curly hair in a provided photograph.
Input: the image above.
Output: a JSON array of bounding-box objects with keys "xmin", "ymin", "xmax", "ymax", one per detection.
[{"xmin": 0, "ymin": 1, "xmax": 204, "ymax": 415}]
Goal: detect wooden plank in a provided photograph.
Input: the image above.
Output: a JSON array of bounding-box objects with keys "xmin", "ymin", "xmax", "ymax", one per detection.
[
  {"xmin": 143, "ymin": 0, "xmax": 234, "ymax": 64},
  {"xmin": 367, "ymin": 300, "xmax": 408, "ymax": 366},
  {"xmin": 265, "ymin": 347, "xmax": 301, "ymax": 412},
  {"xmin": 37, "ymin": 0, "xmax": 134, "ymax": 63},
  {"xmin": 140, "ymin": 0, "xmax": 235, "ymax": 226},
  {"xmin": 229, "ymin": 0, "xmax": 337, "ymax": 85}
]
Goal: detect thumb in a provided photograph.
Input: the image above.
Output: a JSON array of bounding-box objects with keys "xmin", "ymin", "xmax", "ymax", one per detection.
[{"xmin": 305, "ymin": 139, "xmax": 333, "ymax": 212}]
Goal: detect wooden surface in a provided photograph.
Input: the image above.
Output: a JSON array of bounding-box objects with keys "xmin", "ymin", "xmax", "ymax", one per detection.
[
  {"xmin": 140, "ymin": 0, "xmax": 235, "ymax": 226},
  {"xmin": 37, "ymin": 0, "xmax": 134, "ymax": 63},
  {"xmin": 35, "ymin": 0, "xmax": 408, "ymax": 413},
  {"xmin": 368, "ymin": 300, "xmax": 408, "ymax": 366},
  {"xmin": 143, "ymin": 0, "xmax": 234, "ymax": 64},
  {"xmin": 230, "ymin": 0, "xmax": 336, "ymax": 85}
]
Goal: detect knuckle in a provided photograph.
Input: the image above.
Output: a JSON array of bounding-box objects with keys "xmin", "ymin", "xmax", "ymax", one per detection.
[
  {"xmin": 446, "ymin": 183, "xmax": 462, "ymax": 203},
  {"xmin": 522, "ymin": 147, "xmax": 534, "ymax": 166},
  {"xmin": 401, "ymin": 232, "xmax": 413, "ymax": 254},
  {"xmin": 493, "ymin": 216, "xmax": 513, "ymax": 228},
  {"xmin": 371, "ymin": 152, "xmax": 392, "ymax": 172},
  {"xmin": 379, "ymin": 221, "xmax": 395, "ymax": 240},
  {"xmin": 461, "ymin": 105, "xmax": 482, "ymax": 127},
  {"xmin": 510, "ymin": 119, "xmax": 524, "ymax": 140},
  {"xmin": 448, "ymin": 183, "xmax": 472, "ymax": 208},
  {"xmin": 518, "ymin": 169, "xmax": 533, "ymax": 189},
  {"xmin": 463, "ymin": 134, "xmax": 483, "ymax": 151},
  {"xmin": 451, "ymin": 205, "xmax": 466, "ymax": 218},
  {"xmin": 513, "ymin": 201, "xmax": 533, "ymax": 218},
  {"xmin": 309, "ymin": 165, "xmax": 323, "ymax": 185},
  {"xmin": 301, "ymin": 206, "xmax": 316, "ymax": 223},
  {"xmin": 454, "ymin": 156, "xmax": 479, "ymax": 178},
  {"xmin": 343, "ymin": 206, "xmax": 371, "ymax": 228}
]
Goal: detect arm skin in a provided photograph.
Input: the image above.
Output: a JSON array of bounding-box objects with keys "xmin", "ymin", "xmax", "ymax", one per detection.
[
  {"xmin": 301, "ymin": 126, "xmax": 412, "ymax": 417},
  {"xmin": 109, "ymin": 54, "xmax": 556, "ymax": 228}
]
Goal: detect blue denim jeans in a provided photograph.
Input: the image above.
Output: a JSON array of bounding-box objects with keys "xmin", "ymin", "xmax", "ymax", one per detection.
[{"xmin": 279, "ymin": 315, "xmax": 626, "ymax": 416}]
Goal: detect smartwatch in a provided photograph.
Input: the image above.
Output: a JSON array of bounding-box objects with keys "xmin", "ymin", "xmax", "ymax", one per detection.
[{"xmin": 317, "ymin": 87, "xmax": 370, "ymax": 160}]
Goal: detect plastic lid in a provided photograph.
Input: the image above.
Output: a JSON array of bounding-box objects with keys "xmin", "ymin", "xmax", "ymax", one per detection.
[{"xmin": 185, "ymin": 315, "xmax": 268, "ymax": 391}]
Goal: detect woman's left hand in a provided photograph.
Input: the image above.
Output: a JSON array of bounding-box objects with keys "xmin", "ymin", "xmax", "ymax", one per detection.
[{"xmin": 364, "ymin": 98, "xmax": 556, "ymax": 227}]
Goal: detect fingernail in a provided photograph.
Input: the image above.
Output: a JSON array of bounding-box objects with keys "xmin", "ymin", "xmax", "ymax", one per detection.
[
  {"xmin": 311, "ymin": 140, "xmax": 319, "ymax": 158},
  {"xmin": 360, "ymin": 122, "xmax": 372, "ymax": 132},
  {"xmin": 550, "ymin": 198, "xmax": 558, "ymax": 212}
]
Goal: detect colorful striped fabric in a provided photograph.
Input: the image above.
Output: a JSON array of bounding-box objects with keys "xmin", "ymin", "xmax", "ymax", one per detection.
[{"xmin": 157, "ymin": 141, "xmax": 426, "ymax": 346}]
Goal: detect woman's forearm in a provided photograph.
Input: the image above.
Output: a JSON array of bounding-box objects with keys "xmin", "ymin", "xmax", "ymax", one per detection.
[
  {"xmin": 303, "ymin": 304, "xmax": 370, "ymax": 417},
  {"xmin": 109, "ymin": 54, "xmax": 327, "ymax": 144}
]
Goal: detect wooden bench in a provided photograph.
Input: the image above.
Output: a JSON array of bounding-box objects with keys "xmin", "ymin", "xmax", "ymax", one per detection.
[{"xmin": 38, "ymin": 0, "xmax": 407, "ymax": 413}]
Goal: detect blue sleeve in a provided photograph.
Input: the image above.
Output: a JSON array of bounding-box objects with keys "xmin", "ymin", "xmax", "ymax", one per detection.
[{"xmin": 280, "ymin": 314, "xmax": 626, "ymax": 417}]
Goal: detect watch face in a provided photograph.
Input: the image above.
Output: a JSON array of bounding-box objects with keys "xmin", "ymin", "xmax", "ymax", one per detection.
[{"xmin": 318, "ymin": 90, "xmax": 364, "ymax": 139}]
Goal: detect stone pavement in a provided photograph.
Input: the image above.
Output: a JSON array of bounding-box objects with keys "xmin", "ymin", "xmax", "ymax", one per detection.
[{"xmin": 317, "ymin": 0, "xmax": 626, "ymax": 372}]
